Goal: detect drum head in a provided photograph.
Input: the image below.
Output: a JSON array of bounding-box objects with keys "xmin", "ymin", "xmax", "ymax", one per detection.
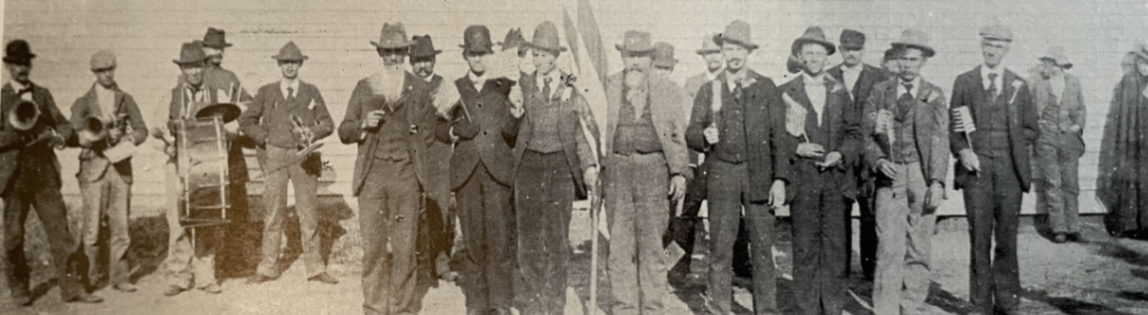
[{"xmin": 195, "ymin": 103, "xmax": 242, "ymax": 123}]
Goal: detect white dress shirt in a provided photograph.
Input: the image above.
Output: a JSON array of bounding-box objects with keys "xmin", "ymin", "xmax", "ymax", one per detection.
[
  {"xmin": 468, "ymin": 70, "xmax": 487, "ymax": 92},
  {"xmin": 804, "ymin": 72, "xmax": 827, "ymax": 126},
  {"xmin": 9, "ymin": 81, "xmax": 32, "ymax": 101},
  {"xmin": 95, "ymin": 84, "xmax": 116, "ymax": 120},
  {"xmin": 980, "ymin": 64, "xmax": 1004, "ymax": 93},
  {"xmin": 535, "ymin": 68, "xmax": 561, "ymax": 100},
  {"xmin": 841, "ymin": 63, "xmax": 862, "ymax": 96},
  {"xmin": 280, "ymin": 78, "xmax": 300, "ymax": 99},
  {"xmin": 896, "ymin": 76, "xmax": 922, "ymax": 99}
]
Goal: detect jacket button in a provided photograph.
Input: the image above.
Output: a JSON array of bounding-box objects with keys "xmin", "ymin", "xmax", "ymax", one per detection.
[
  {"xmin": 477, "ymin": 103, "xmax": 482, "ymax": 108},
  {"xmin": 483, "ymin": 131, "xmax": 488, "ymax": 136}
]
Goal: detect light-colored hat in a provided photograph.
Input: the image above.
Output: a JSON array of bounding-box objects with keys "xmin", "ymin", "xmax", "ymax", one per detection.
[
  {"xmin": 695, "ymin": 33, "xmax": 720, "ymax": 55},
  {"xmin": 90, "ymin": 49, "xmax": 116, "ymax": 71},
  {"xmin": 653, "ymin": 42, "xmax": 677, "ymax": 67},
  {"xmin": 714, "ymin": 20, "xmax": 758, "ymax": 50},
  {"xmin": 891, "ymin": 29, "xmax": 935, "ymax": 58},
  {"xmin": 271, "ymin": 41, "xmax": 308, "ymax": 61},
  {"xmin": 979, "ymin": 23, "xmax": 1013, "ymax": 42},
  {"xmin": 616, "ymin": 30, "xmax": 655, "ymax": 53},
  {"xmin": 1039, "ymin": 46, "xmax": 1072, "ymax": 69},
  {"xmin": 372, "ymin": 23, "xmax": 415, "ymax": 49},
  {"xmin": 528, "ymin": 21, "xmax": 568, "ymax": 53}
]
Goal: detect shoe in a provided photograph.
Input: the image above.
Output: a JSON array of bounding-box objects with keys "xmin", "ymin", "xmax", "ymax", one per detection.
[
  {"xmin": 164, "ymin": 285, "xmax": 184, "ymax": 297},
  {"xmin": 308, "ymin": 272, "xmax": 339, "ymax": 285},
  {"xmin": 66, "ymin": 293, "xmax": 104, "ymax": 304},
  {"xmin": 113, "ymin": 283, "xmax": 138, "ymax": 292},
  {"xmin": 1052, "ymin": 233, "xmax": 1067, "ymax": 244},
  {"xmin": 199, "ymin": 283, "xmax": 222, "ymax": 294},
  {"xmin": 10, "ymin": 294, "xmax": 32, "ymax": 307},
  {"xmin": 246, "ymin": 274, "xmax": 274, "ymax": 285},
  {"xmin": 1067, "ymin": 233, "xmax": 1086, "ymax": 243}
]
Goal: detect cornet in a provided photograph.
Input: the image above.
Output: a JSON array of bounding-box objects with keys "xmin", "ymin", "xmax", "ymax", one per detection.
[{"xmin": 7, "ymin": 99, "xmax": 39, "ymax": 131}]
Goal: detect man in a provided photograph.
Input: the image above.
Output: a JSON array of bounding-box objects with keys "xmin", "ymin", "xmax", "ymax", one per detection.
[
  {"xmin": 339, "ymin": 23, "xmax": 437, "ymax": 315},
  {"xmin": 951, "ymin": 24, "xmax": 1037, "ymax": 315},
  {"xmin": 1099, "ymin": 44, "xmax": 1148, "ymax": 239},
  {"xmin": 1029, "ymin": 46, "xmax": 1086, "ymax": 244},
  {"xmin": 686, "ymin": 20, "xmax": 794, "ymax": 315},
  {"xmin": 652, "ymin": 42, "xmax": 677, "ymax": 76},
  {"xmin": 436, "ymin": 25, "xmax": 522, "ymax": 315},
  {"xmin": 499, "ymin": 27, "xmax": 533, "ymax": 74},
  {"xmin": 70, "ymin": 49, "xmax": 148, "ymax": 293},
  {"xmin": 826, "ymin": 28, "xmax": 890, "ymax": 280},
  {"xmin": 1, "ymin": 39, "xmax": 103, "ymax": 306},
  {"xmin": 513, "ymin": 21, "xmax": 598, "ymax": 315},
  {"xmin": 779, "ymin": 26, "xmax": 860, "ymax": 315},
  {"xmin": 240, "ymin": 41, "xmax": 337, "ymax": 285},
  {"xmin": 863, "ymin": 29, "xmax": 949, "ymax": 315}
]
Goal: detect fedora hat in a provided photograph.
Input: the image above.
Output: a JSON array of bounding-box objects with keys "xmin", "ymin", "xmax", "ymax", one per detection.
[
  {"xmin": 696, "ymin": 33, "xmax": 720, "ymax": 55},
  {"xmin": 272, "ymin": 41, "xmax": 308, "ymax": 61},
  {"xmin": 529, "ymin": 21, "xmax": 568, "ymax": 53},
  {"xmin": 173, "ymin": 41, "xmax": 208, "ymax": 65},
  {"xmin": 979, "ymin": 23, "xmax": 1013, "ymax": 42},
  {"xmin": 498, "ymin": 28, "xmax": 528, "ymax": 52},
  {"xmin": 372, "ymin": 23, "xmax": 415, "ymax": 50},
  {"xmin": 459, "ymin": 25, "xmax": 494, "ymax": 54},
  {"xmin": 839, "ymin": 29, "xmax": 866, "ymax": 50},
  {"xmin": 714, "ymin": 20, "xmax": 758, "ymax": 50},
  {"xmin": 653, "ymin": 42, "xmax": 678, "ymax": 67},
  {"xmin": 891, "ymin": 28, "xmax": 935, "ymax": 58},
  {"xmin": 409, "ymin": 35, "xmax": 442, "ymax": 58},
  {"xmin": 202, "ymin": 27, "xmax": 233, "ymax": 49},
  {"xmin": 90, "ymin": 49, "xmax": 116, "ymax": 71},
  {"xmin": 791, "ymin": 26, "xmax": 836, "ymax": 56},
  {"xmin": 1039, "ymin": 46, "xmax": 1072, "ymax": 69},
  {"xmin": 616, "ymin": 30, "xmax": 655, "ymax": 53},
  {"xmin": 3, "ymin": 40, "xmax": 36, "ymax": 64}
]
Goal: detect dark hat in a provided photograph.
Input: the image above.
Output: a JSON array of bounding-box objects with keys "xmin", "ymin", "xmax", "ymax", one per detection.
[
  {"xmin": 616, "ymin": 30, "xmax": 655, "ymax": 53},
  {"xmin": 173, "ymin": 41, "xmax": 209, "ymax": 65},
  {"xmin": 529, "ymin": 21, "xmax": 567, "ymax": 53},
  {"xmin": 1133, "ymin": 43, "xmax": 1148, "ymax": 62},
  {"xmin": 653, "ymin": 42, "xmax": 678, "ymax": 67},
  {"xmin": 714, "ymin": 20, "xmax": 758, "ymax": 50},
  {"xmin": 372, "ymin": 23, "xmax": 415, "ymax": 49},
  {"xmin": 883, "ymin": 47, "xmax": 902, "ymax": 62},
  {"xmin": 271, "ymin": 41, "xmax": 308, "ymax": 61},
  {"xmin": 3, "ymin": 40, "xmax": 36, "ymax": 64},
  {"xmin": 409, "ymin": 35, "xmax": 442, "ymax": 58},
  {"xmin": 695, "ymin": 33, "xmax": 721, "ymax": 55},
  {"xmin": 791, "ymin": 26, "xmax": 836, "ymax": 56},
  {"xmin": 195, "ymin": 103, "xmax": 242, "ymax": 123},
  {"xmin": 202, "ymin": 27, "xmax": 233, "ymax": 49},
  {"xmin": 839, "ymin": 29, "xmax": 866, "ymax": 50},
  {"xmin": 979, "ymin": 23, "xmax": 1014, "ymax": 42},
  {"xmin": 891, "ymin": 28, "xmax": 935, "ymax": 58},
  {"xmin": 460, "ymin": 25, "xmax": 494, "ymax": 54},
  {"xmin": 498, "ymin": 28, "xmax": 528, "ymax": 51}
]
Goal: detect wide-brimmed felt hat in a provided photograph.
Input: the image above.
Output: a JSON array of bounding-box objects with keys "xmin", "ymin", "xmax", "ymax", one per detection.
[
  {"xmin": 3, "ymin": 40, "xmax": 36, "ymax": 64},
  {"xmin": 409, "ymin": 35, "xmax": 442, "ymax": 58},
  {"xmin": 460, "ymin": 25, "xmax": 494, "ymax": 54},
  {"xmin": 653, "ymin": 42, "xmax": 677, "ymax": 67},
  {"xmin": 173, "ymin": 41, "xmax": 208, "ymax": 65},
  {"xmin": 272, "ymin": 41, "xmax": 308, "ymax": 61},
  {"xmin": 372, "ymin": 23, "xmax": 415, "ymax": 50},
  {"xmin": 1039, "ymin": 45, "xmax": 1072, "ymax": 69},
  {"xmin": 616, "ymin": 30, "xmax": 654, "ymax": 53},
  {"xmin": 891, "ymin": 28, "xmax": 935, "ymax": 58},
  {"xmin": 498, "ymin": 28, "xmax": 528, "ymax": 51},
  {"xmin": 696, "ymin": 33, "xmax": 720, "ymax": 55},
  {"xmin": 714, "ymin": 20, "xmax": 758, "ymax": 50},
  {"xmin": 839, "ymin": 29, "xmax": 866, "ymax": 50},
  {"xmin": 529, "ymin": 21, "xmax": 568, "ymax": 53},
  {"xmin": 90, "ymin": 49, "xmax": 116, "ymax": 71},
  {"xmin": 202, "ymin": 27, "xmax": 233, "ymax": 49},
  {"xmin": 979, "ymin": 23, "xmax": 1013, "ymax": 42},
  {"xmin": 195, "ymin": 103, "xmax": 242, "ymax": 123},
  {"xmin": 791, "ymin": 26, "xmax": 836, "ymax": 56}
]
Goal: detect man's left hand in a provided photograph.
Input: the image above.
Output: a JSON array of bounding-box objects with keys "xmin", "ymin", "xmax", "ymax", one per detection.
[
  {"xmin": 668, "ymin": 174, "xmax": 686, "ymax": 201},
  {"xmin": 924, "ymin": 182, "xmax": 945, "ymax": 211},
  {"xmin": 583, "ymin": 166, "xmax": 599, "ymax": 192},
  {"xmin": 816, "ymin": 151, "xmax": 843, "ymax": 169}
]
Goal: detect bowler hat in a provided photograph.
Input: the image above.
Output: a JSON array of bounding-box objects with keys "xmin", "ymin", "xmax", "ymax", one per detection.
[
  {"xmin": 173, "ymin": 41, "xmax": 208, "ymax": 65},
  {"xmin": 498, "ymin": 28, "xmax": 528, "ymax": 51},
  {"xmin": 714, "ymin": 20, "xmax": 758, "ymax": 50},
  {"xmin": 529, "ymin": 21, "xmax": 568, "ymax": 53},
  {"xmin": 791, "ymin": 26, "xmax": 836, "ymax": 56},
  {"xmin": 272, "ymin": 41, "xmax": 308, "ymax": 61},
  {"xmin": 409, "ymin": 35, "xmax": 442, "ymax": 58},
  {"xmin": 891, "ymin": 29, "xmax": 935, "ymax": 58},
  {"xmin": 1039, "ymin": 46, "xmax": 1072, "ymax": 69},
  {"xmin": 979, "ymin": 23, "xmax": 1013, "ymax": 42},
  {"xmin": 839, "ymin": 29, "xmax": 866, "ymax": 50},
  {"xmin": 695, "ymin": 33, "xmax": 720, "ymax": 55},
  {"xmin": 653, "ymin": 42, "xmax": 678, "ymax": 67},
  {"xmin": 372, "ymin": 23, "xmax": 415, "ymax": 49},
  {"xmin": 3, "ymin": 40, "xmax": 36, "ymax": 64},
  {"xmin": 616, "ymin": 30, "xmax": 655, "ymax": 53},
  {"xmin": 90, "ymin": 49, "xmax": 116, "ymax": 71},
  {"xmin": 202, "ymin": 27, "xmax": 233, "ymax": 49},
  {"xmin": 459, "ymin": 25, "xmax": 494, "ymax": 54}
]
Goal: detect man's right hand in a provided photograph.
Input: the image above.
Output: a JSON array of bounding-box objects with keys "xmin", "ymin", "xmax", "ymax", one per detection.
[
  {"xmin": 876, "ymin": 158, "xmax": 897, "ymax": 178},
  {"xmin": 704, "ymin": 126, "xmax": 719, "ymax": 144},
  {"xmin": 958, "ymin": 149, "xmax": 980, "ymax": 172},
  {"xmin": 363, "ymin": 110, "xmax": 386, "ymax": 129},
  {"xmin": 796, "ymin": 143, "xmax": 825, "ymax": 158},
  {"xmin": 453, "ymin": 120, "xmax": 480, "ymax": 139}
]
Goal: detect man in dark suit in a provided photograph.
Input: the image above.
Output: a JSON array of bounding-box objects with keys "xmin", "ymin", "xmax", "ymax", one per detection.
[
  {"xmin": 436, "ymin": 25, "xmax": 522, "ymax": 315},
  {"xmin": 686, "ymin": 20, "xmax": 795, "ymax": 315},
  {"xmin": 70, "ymin": 49, "xmax": 148, "ymax": 293},
  {"xmin": 826, "ymin": 28, "xmax": 890, "ymax": 281},
  {"xmin": 950, "ymin": 24, "xmax": 1037, "ymax": 315},
  {"xmin": 1, "ymin": 39, "xmax": 104, "ymax": 306}
]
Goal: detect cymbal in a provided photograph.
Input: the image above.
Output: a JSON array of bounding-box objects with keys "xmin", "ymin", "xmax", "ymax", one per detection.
[{"xmin": 195, "ymin": 102, "xmax": 242, "ymax": 123}]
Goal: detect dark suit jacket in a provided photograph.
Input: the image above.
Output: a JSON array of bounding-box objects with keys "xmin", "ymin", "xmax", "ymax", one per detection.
[
  {"xmin": 685, "ymin": 70, "xmax": 795, "ymax": 203},
  {"xmin": 339, "ymin": 71, "xmax": 436, "ymax": 197},
  {"xmin": 418, "ymin": 74, "xmax": 453, "ymax": 205},
  {"xmin": 513, "ymin": 71, "xmax": 597, "ymax": 198},
  {"xmin": 950, "ymin": 66, "xmax": 1037, "ymax": 191},
  {"xmin": 239, "ymin": 80, "xmax": 334, "ymax": 149},
  {"xmin": 779, "ymin": 74, "xmax": 862, "ymax": 199},
  {"xmin": 69, "ymin": 84, "xmax": 148, "ymax": 184},
  {"xmin": 0, "ymin": 82, "xmax": 73, "ymax": 194},
  {"xmin": 828, "ymin": 63, "xmax": 890, "ymax": 111},
  {"xmin": 435, "ymin": 76, "xmax": 521, "ymax": 189},
  {"xmin": 862, "ymin": 78, "xmax": 951, "ymax": 186}
]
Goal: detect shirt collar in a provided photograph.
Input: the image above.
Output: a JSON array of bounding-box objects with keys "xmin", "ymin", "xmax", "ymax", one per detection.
[
  {"xmin": 982, "ymin": 64, "xmax": 1004, "ymax": 79},
  {"xmin": 421, "ymin": 73, "xmax": 435, "ymax": 83},
  {"xmin": 897, "ymin": 76, "xmax": 921, "ymax": 96},
  {"xmin": 803, "ymin": 71, "xmax": 826, "ymax": 86},
  {"xmin": 842, "ymin": 63, "xmax": 863, "ymax": 73},
  {"xmin": 725, "ymin": 69, "xmax": 748, "ymax": 91},
  {"xmin": 9, "ymin": 80, "xmax": 29, "ymax": 92},
  {"xmin": 468, "ymin": 70, "xmax": 487, "ymax": 86},
  {"xmin": 536, "ymin": 69, "xmax": 561, "ymax": 87},
  {"xmin": 280, "ymin": 78, "xmax": 300, "ymax": 96},
  {"xmin": 705, "ymin": 68, "xmax": 723, "ymax": 81}
]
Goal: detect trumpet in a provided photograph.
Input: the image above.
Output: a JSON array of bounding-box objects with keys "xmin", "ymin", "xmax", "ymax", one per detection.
[
  {"xmin": 290, "ymin": 115, "xmax": 314, "ymax": 149},
  {"xmin": 7, "ymin": 99, "xmax": 40, "ymax": 131}
]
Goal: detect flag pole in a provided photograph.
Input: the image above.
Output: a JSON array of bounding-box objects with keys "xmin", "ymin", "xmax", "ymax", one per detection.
[{"xmin": 589, "ymin": 187, "xmax": 599, "ymax": 314}]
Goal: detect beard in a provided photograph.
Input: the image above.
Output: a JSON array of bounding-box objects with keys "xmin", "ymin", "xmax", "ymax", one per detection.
[
  {"xmin": 415, "ymin": 67, "xmax": 433, "ymax": 78},
  {"xmin": 624, "ymin": 68, "xmax": 646, "ymax": 89}
]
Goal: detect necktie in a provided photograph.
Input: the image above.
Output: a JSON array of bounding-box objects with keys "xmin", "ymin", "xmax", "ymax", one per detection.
[
  {"xmin": 897, "ymin": 83, "xmax": 914, "ymax": 121},
  {"xmin": 287, "ymin": 86, "xmax": 296, "ymax": 103},
  {"xmin": 733, "ymin": 81, "xmax": 743, "ymax": 103},
  {"xmin": 987, "ymin": 73, "xmax": 999, "ymax": 101},
  {"xmin": 542, "ymin": 77, "xmax": 552, "ymax": 101}
]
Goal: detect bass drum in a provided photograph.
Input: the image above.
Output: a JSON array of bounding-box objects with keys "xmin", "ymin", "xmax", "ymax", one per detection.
[{"xmin": 177, "ymin": 117, "xmax": 231, "ymax": 227}]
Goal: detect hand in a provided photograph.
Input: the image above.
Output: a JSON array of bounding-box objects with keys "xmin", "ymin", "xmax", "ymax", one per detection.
[
  {"xmin": 958, "ymin": 149, "xmax": 980, "ymax": 172},
  {"xmin": 796, "ymin": 143, "xmax": 825, "ymax": 158},
  {"xmin": 583, "ymin": 166, "xmax": 599, "ymax": 192},
  {"xmin": 164, "ymin": 144, "xmax": 177, "ymax": 157},
  {"xmin": 510, "ymin": 105, "xmax": 524, "ymax": 119},
  {"xmin": 108, "ymin": 126, "xmax": 123, "ymax": 142},
  {"xmin": 449, "ymin": 193, "xmax": 458, "ymax": 211},
  {"xmin": 363, "ymin": 110, "xmax": 386, "ymax": 129},
  {"xmin": 668, "ymin": 175, "xmax": 687, "ymax": 201},
  {"xmin": 224, "ymin": 121, "xmax": 239, "ymax": 135},
  {"xmin": 509, "ymin": 86, "xmax": 525, "ymax": 118},
  {"xmin": 924, "ymin": 182, "xmax": 945, "ymax": 210},
  {"xmin": 768, "ymin": 180, "xmax": 786, "ymax": 206},
  {"xmin": 453, "ymin": 120, "xmax": 480, "ymax": 139},
  {"xmin": 816, "ymin": 151, "xmax": 842, "ymax": 169},
  {"xmin": 1069, "ymin": 125, "xmax": 1081, "ymax": 134},
  {"xmin": 876, "ymin": 158, "xmax": 898, "ymax": 178},
  {"xmin": 704, "ymin": 126, "xmax": 719, "ymax": 144}
]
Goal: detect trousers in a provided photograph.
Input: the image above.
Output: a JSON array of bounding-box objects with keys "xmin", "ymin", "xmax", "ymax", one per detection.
[
  {"xmin": 2, "ymin": 162, "xmax": 85, "ymax": 301},
  {"xmin": 515, "ymin": 151, "xmax": 575, "ymax": 314},
  {"xmin": 78, "ymin": 167, "xmax": 132, "ymax": 287},
  {"xmin": 1035, "ymin": 132, "xmax": 1083, "ymax": 234},
  {"xmin": 457, "ymin": 162, "xmax": 515, "ymax": 312},
  {"xmin": 163, "ymin": 160, "xmax": 221, "ymax": 289},
  {"xmin": 872, "ymin": 162, "xmax": 936, "ymax": 315},
  {"xmin": 256, "ymin": 145, "xmax": 324, "ymax": 278},
  {"xmin": 963, "ymin": 155, "xmax": 1022, "ymax": 314},
  {"xmin": 359, "ymin": 158, "xmax": 420, "ymax": 315},
  {"xmin": 706, "ymin": 159, "xmax": 778, "ymax": 315},
  {"xmin": 606, "ymin": 152, "xmax": 670, "ymax": 315},
  {"xmin": 789, "ymin": 164, "xmax": 847, "ymax": 315}
]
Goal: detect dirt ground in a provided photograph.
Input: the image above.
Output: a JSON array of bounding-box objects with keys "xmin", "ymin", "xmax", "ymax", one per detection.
[{"xmin": 1, "ymin": 201, "xmax": 1147, "ymax": 315}]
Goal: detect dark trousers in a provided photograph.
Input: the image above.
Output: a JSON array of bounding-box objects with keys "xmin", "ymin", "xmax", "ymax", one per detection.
[
  {"xmin": 359, "ymin": 158, "xmax": 420, "ymax": 315},
  {"xmin": 706, "ymin": 160, "xmax": 778, "ymax": 315},
  {"xmin": 514, "ymin": 151, "xmax": 574, "ymax": 314},
  {"xmin": 457, "ymin": 162, "xmax": 514, "ymax": 311},
  {"xmin": 664, "ymin": 163, "xmax": 705, "ymax": 278},
  {"xmin": 856, "ymin": 191, "xmax": 877, "ymax": 279},
  {"xmin": 2, "ymin": 166, "xmax": 85, "ymax": 302},
  {"xmin": 257, "ymin": 146, "xmax": 324, "ymax": 279},
  {"xmin": 963, "ymin": 155, "xmax": 1022, "ymax": 314},
  {"xmin": 789, "ymin": 167, "xmax": 847, "ymax": 315}
]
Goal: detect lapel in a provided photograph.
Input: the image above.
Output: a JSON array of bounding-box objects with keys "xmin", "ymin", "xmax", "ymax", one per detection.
[
  {"xmin": 84, "ymin": 85, "xmax": 104, "ymax": 118},
  {"xmin": 1001, "ymin": 70, "xmax": 1017, "ymax": 105},
  {"xmin": 852, "ymin": 66, "xmax": 870, "ymax": 97},
  {"xmin": 973, "ymin": 66, "xmax": 989, "ymax": 107},
  {"xmin": 786, "ymin": 76, "xmax": 815, "ymax": 127}
]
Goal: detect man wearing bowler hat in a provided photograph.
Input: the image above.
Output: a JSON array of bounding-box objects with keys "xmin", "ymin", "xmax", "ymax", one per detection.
[
  {"xmin": 69, "ymin": 49, "xmax": 148, "ymax": 293},
  {"xmin": 1, "ymin": 39, "xmax": 103, "ymax": 306},
  {"xmin": 435, "ymin": 24, "xmax": 523, "ymax": 315},
  {"xmin": 686, "ymin": 20, "xmax": 793, "ymax": 315},
  {"xmin": 240, "ymin": 41, "xmax": 337, "ymax": 285},
  {"xmin": 339, "ymin": 23, "xmax": 437, "ymax": 315},
  {"xmin": 864, "ymin": 29, "xmax": 949, "ymax": 315},
  {"xmin": 950, "ymin": 24, "xmax": 1037, "ymax": 315},
  {"xmin": 826, "ymin": 28, "xmax": 890, "ymax": 281},
  {"xmin": 1029, "ymin": 46, "xmax": 1086, "ymax": 244}
]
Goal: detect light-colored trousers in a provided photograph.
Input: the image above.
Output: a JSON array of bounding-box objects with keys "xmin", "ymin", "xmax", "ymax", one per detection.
[
  {"xmin": 256, "ymin": 145, "xmax": 323, "ymax": 279},
  {"xmin": 872, "ymin": 162, "xmax": 936, "ymax": 315},
  {"xmin": 606, "ymin": 152, "xmax": 670, "ymax": 315},
  {"xmin": 1035, "ymin": 132, "xmax": 1083, "ymax": 233},
  {"xmin": 163, "ymin": 159, "xmax": 221, "ymax": 289},
  {"xmin": 78, "ymin": 167, "xmax": 132, "ymax": 286}
]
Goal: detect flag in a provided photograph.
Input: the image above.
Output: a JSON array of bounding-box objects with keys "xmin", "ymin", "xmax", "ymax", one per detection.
[
  {"xmin": 562, "ymin": 0, "xmax": 609, "ymax": 238},
  {"xmin": 782, "ymin": 93, "xmax": 808, "ymax": 139},
  {"xmin": 953, "ymin": 106, "xmax": 976, "ymax": 133}
]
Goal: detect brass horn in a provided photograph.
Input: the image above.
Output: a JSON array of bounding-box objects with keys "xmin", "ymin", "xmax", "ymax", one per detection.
[
  {"xmin": 78, "ymin": 115, "xmax": 108, "ymax": 145},
  {"xmin": 7, "ymin": 100, "xmax": 40, "ymax": 131}
]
